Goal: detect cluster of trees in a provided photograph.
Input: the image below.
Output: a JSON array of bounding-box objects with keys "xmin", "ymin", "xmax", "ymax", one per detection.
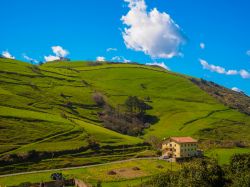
[
  {"xmin": 226, "ymin": 154, "xmax": 250, "ymax": 186},
  {"xmin": 92, "ymin": 93, "xmax": 155, "ymax": 136},
  {"xmin": 145, "ymin": 154, "xmax": 250, "ymax": 187},
  {"xmin": 101, "ymin": 96, "xmax": 153, "ymax": 136}
]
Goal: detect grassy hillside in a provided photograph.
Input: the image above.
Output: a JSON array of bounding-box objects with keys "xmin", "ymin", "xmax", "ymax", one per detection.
[
  {"xmin": 191, "ymin": 78, "xmax": 250, "ymax": 115},
  {"xmin": 0, "ymin": 58, "xmax": 249, "ymax": 173}
]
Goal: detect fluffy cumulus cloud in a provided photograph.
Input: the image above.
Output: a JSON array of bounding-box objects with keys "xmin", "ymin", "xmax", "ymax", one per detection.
[
  {"xmin": 1, "ymin": 51, "xmax": 15, "ymax": 59},
  {"xmin": 23, "ymin": 54, "xmax": 38, "ymax": 64},
  {"xmin": 52, "ymin": 46, "xmax": 69, "ymax": 57},
  {"xmin": 44, "ymin": 46, "xmax": 69, "ymax": 62},
  {"xmin": 199, "ymin": 59, "xmax": 250, "ymax": 79},
  {"xmin": 232, "ymin": 87, "xmax": 242, "ymax": 93},
  {"xmin": 107, "ymin": 48, "xmax": 117, "ymax": 52},
  {"xmin": 96, "ymin": 56, "xmax": 106, "ymax": 62},
  {"xmin": 111, "ymin": 56, "xmax": 130, "ymax": 63},
  {"xmin": 200, "ymin": 42, "xmax": 205, "ymax": 49},
  {"xmin": 121, "ymin": 0, "xmax": 185, "ymax": 59},
  {"xmin": 146, "ymin": 62, "xmax": 170, "ymax": 70}
]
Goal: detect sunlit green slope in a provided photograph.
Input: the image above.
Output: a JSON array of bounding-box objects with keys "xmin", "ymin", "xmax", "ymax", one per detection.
[{"xmin": 0, "ymin": 58, "xmax": 249, "ymax": 157}]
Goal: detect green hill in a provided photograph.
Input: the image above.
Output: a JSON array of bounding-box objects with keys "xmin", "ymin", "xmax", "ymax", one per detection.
[{"xmin": 0, "ymin": 58, "xmax": 249, "ymax": 173}]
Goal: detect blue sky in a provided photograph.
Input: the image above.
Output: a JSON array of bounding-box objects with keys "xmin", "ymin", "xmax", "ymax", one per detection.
[{"xmin": 1, "ymin": 0, "xmax": 250, "ymax": 94}]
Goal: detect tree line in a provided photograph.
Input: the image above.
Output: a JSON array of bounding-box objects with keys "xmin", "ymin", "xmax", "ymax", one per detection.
[
  {"xmin": 93, "ymin": 93, "xmax": 156, "ymax": 136},
  {"xmin": 143, "ymin": 153, "xmax": 250, "ymax": 187}
]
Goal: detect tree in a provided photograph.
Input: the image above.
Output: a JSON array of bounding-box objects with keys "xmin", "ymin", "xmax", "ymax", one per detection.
[
  {"xmin": 227, "ymin": 154, "xmax": 250, "ymax": 187},
  {"xmin": 146, "ymin": 136, "xmax": 162, "ymax": 150},
  {"xmin": 92, "ymin": 92, "xmax": 105, "ymax": 106},
  {"xmin": 148, "ymin": 158, "xmax": 225, "ymax": 187}
]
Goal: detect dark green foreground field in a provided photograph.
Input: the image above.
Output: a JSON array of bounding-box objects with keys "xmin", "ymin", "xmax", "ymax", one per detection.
[{"xmin": 0, "ymin": 58, "xmax": 249, "ymax": 174}]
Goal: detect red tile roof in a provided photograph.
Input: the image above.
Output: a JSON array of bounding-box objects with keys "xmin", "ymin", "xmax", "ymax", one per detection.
[{"xmin": 170, "ymin": 137, "xmax": 198, "ymax": 143}]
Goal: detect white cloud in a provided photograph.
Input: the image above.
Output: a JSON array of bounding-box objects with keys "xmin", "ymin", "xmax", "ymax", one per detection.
[
  {"xmin": 226, "ymin": 70, "xmax": 238, "ymax": 75},
  {"xmin": 44, "ymin": 55, "xmax": 60, "ymax": 62},
  {"xmin": 200, "ymin": 42, "xmax": 205, "ymax": 49},
  {"xmin": 199, "ymin": 59, "xmax": 250, "ymax": 79},
  {"xmin": 146, "ymin": 62, "xmax": 170, "ymax": 70},
  {"xmin": 96, "ymin": 56, "xmax": 106, "ymax": 62},
  {"xmin": 52, "ymin": 46, "xmax": 69, "ymax": 57},
  {"xmin": 23, "ymin": 54, "xmax": 38, "ymax": 64},
  {"xmin": 239, "ymin": 69, "xmax": 250, "ymax": 79},
  {"xmin": 44, "ymin": 46, "xmax": 69, "ymax": 62},
  {"xmin": 199, "ymin": 59, "xmax": 226, "ymax": 74},
  {"xmin": 246, "ymin": 50, "xmax": 250, "ymax": 56},
  {"xmin": 107, "ymin": 48, "xmax": 118, "ymax": 52},
  {"xmin": 1, "ymin": 51, "xmax": 15, "ymax": 59},
  {"xmin": 232, "ymin": 87, "xmax": 242, "ymax": 93},
  {"xmin": 121, "ymin": 0, "xmax": 185, "ymax": 59},
  {"xmin": 111, "ymin": 56, "xmax": 131, "ymax": 63}
]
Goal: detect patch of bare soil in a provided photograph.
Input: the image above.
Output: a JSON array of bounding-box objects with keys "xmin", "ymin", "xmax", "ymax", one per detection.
[{"xmin": 112, "ymin": 167, "xmax": 147, "ymax": 179}]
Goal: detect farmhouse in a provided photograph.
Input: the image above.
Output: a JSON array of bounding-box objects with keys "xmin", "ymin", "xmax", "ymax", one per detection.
[{"xmin": 162, "ymin": 137, "xmax": 200, "ymax": 158}]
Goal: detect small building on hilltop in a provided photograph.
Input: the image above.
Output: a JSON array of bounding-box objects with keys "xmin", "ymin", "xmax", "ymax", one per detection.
[{"xmin": 162, "ymin": 137, "xmax": 200, "ymax": 159}]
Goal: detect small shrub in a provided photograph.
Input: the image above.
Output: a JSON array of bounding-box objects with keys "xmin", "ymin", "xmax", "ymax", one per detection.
[
  {"xmin": 156, "ymin": 164, "xmax": 164, "ymax": 169},
  {"xmin": 92, "ymin": 92, "xmax": 105, "ymax": 106},
  {"xmin": 51, "ymin": 172, "xmax": 64, "ymax": 181}
]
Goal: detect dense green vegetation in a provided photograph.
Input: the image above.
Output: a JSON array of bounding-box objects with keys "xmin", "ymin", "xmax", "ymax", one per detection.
[
  {"xmin": 0, "ymin": 58, "xmax": 250, "ymax": 175},
  {"xmin": 145, "ymin": 154, "xmax": 250, "ymax": 187}
]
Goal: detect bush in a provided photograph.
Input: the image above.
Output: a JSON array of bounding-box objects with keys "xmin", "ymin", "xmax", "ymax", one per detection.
[
  {"xmin": 87, "ymin": 136, "xmax": 100, "ymax": 151},
  {"xmin": 226, "ymin": 153, "xmax": 250, "ymax": 187},
  {"xmin": 229, "ymin": 153, "xmax": 250, "ymax": 173},
  {"xmin": 156, "ymin": 165, "xmax": 164, "ymax": 169},
  {"xmin": 92, "ymin": 92, "xmax": 105, "ymax": 106},
  {"xmin": 148, "ymin": 158, "xmax": 225, "ymax": 187},
  {"xmin": 51, "ymin": 172, "xmax": 64, "ymax": 180}
]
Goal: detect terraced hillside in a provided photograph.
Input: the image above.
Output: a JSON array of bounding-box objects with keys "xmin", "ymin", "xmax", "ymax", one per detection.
[{"xmin": 0, "ymin": 58, "xmax": 249, "ymax": 173}]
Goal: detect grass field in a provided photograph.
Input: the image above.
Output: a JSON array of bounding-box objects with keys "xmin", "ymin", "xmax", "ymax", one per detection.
[
  {"xmin": 205, "ymin": 147, "xmax": 250, "ymax": 165},
  {"xmin": 0, "ymin": 159, "xmax": 179, "ymax": 186},
  {"xmin": 0, "ymin": 58, "xmax": 250, "ymax": 174}
]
